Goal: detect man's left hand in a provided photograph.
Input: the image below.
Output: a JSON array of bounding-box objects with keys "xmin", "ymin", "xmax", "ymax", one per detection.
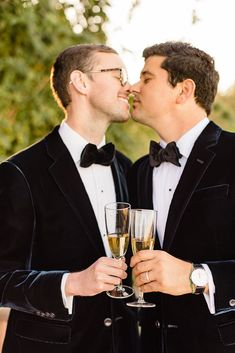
[{"xmin": 130, "ymin": 250, "xmax": 192, "ymax": 295}]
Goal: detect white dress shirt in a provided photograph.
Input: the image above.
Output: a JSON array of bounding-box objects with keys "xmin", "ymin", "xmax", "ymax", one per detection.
[
  {"xmin": 152, "ymin": 117, "xmax": 215, "ymax": 313},
  {"xmin": 58, "ymin": 121, "xmax": 116, "ymax": 313}
]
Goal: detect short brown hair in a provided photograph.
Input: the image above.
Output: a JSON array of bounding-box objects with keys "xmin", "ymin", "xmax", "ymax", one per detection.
[
  {"xmin": 51, "ymin": 44, "xmax": 117, "ymax": 110},
  {"xmin": 143, "ymin": 41, "xmax": 219, "ymax": 115}
]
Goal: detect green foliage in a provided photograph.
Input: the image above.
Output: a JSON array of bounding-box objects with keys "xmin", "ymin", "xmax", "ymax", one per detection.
[
  {"xmin": 0, "ymin": 0, "xmax": 153, "ymax": 163},
  {"xmin": 211, "ymin": 86, "xmax": 235, "ymax": 131},
  {"xmin": 3, "ymin": 0, "xmax": 235, "ymax": 164},
  {"xmin": 0, "ymin": 0, "xmax": 109, "ymax": 160}
]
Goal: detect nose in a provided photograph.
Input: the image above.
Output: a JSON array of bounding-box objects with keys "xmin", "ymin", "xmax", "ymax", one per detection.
[
  {"xmin": 121, "ymin": 81, "xmax": 131, "ymax": 96},
  {"xmin": 123, "ymin": 81, "xmax": 131, "ymax": 91},
  {"xmin": 130, "ymin": 81, "xmax": 140, "ymax": 93}
]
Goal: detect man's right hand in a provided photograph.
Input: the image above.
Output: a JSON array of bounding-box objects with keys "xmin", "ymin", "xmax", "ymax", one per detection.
[{"xmin": 65, "ymin": 257, "xmax": 127, "ymax": 297}]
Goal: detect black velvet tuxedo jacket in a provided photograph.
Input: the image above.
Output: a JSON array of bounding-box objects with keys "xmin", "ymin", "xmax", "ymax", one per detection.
[
  {"xmin": 128, "ymin": 121, "xmax": 235, "ymax": 353},
  {"xmin": 0, "ymin": 127, "xmax": 137, "ymax": 353}
]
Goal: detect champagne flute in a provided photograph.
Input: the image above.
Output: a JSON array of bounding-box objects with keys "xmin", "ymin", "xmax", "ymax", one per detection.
[
  {"xmin": 105, "ymin": 202, "xmax": 134, "ymax": 299},
  {"xmin": 127, "ymin": 209, "xmax": 157, "ymax": 308}
]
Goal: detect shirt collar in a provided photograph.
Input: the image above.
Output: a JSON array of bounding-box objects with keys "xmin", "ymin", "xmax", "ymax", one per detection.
[
  {"xmin": 58, "ymin": 120, "xmax": 106, "ymax": 164},
  {"xmin": 161, "ymin": 117, "xmax": 210, "ymax": 159}
]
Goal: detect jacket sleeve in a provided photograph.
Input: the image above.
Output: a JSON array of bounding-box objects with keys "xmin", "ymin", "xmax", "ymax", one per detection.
[
  {"xmin": 0, "ymin": 161, "xmax": 71, "ymax": 321},
  {"xmin": 207, "ymin": 261, "xmax": 235, "ymax": 313}
]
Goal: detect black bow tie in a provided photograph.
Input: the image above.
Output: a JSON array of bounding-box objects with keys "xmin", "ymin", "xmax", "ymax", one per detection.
[
  {"xmin": 80, "ymin": 142, "xmax": 115, "ymax": 168},
  {"xmin": 149, "ymin": 141, "xmax": 182, "ymax": 167}
]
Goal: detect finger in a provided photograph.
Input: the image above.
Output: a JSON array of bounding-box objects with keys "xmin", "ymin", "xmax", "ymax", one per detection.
[
  {"xmin": 114, "ymin": 258, "xmax": 128, "ymax": 270},
  {"xmin": 100, "ymin": 273, "xmax": 122, "ymax": 286},
  {"xmin": 105, "ymin": 284, "xmax": 117, "ymax": 292},
  {"xmin": 109, "ymin": 258, "xmax": 128, "ymax": 271},
  {"xmin": 132, "ymin": 259, "xmax": 156, "ymax": 277},
  {"xmin": 94, "ymin": 281, "xmax": 116, "ymax": 294},
  {"xmin": 97, "ymin": 257, "xmax": 127, "ymax": 271},
  {"xmin": 130, "ymin": 250, "xmax": 156, "ymax": 267},
  {"xmin": 95, "ymin": 272, "xmax": 125, "ymax": 290},
  {"xmin": 134, "ymin": 270, "xmax": 152, "ymax": 286},
  {"xmin": 103, "ymin": 265, "xmax": 127, "ymax": 280}
]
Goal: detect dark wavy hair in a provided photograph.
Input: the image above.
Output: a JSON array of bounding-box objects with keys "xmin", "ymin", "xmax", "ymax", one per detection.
[
  {"xmin": 143, "ymin": 41, "xmax": 219, "ymax": 115},
  {"xmin": 51, "ymin": 44, "xmax": 117, "ymax": 110}
]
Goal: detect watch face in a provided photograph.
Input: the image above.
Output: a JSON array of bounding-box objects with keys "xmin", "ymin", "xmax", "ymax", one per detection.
[{"xmin": 191, "ymin": 268, "xmax": 208, "ymax": 286}]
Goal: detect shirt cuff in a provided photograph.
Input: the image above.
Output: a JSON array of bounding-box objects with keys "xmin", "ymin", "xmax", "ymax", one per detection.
[
  {"xmin": 61, "ymin": 273, "xmax": 74, "ymax": 315},
  {"xmin": 202, "ymin": 264, "xmax": 215, "ymax": 314}
]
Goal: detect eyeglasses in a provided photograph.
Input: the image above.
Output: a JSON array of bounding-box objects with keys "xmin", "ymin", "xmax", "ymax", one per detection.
[{"xmin": 85, "ymin": 67, "xmax": 128, "ymax": 87}]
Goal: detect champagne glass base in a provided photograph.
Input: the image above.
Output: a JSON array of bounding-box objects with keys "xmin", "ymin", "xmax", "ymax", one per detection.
[
  {"xmin": 106, "ymin": 285, "xmax": 134, "ymax": 299},
  {"xmin": 127, "ymin": 301, "xmax": 156, "ymax": 308}
]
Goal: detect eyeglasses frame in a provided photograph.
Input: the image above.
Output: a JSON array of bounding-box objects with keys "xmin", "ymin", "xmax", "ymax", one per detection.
[{"xmin": 84, "ymin": 67, "xmax": 128, "ymax": 87}]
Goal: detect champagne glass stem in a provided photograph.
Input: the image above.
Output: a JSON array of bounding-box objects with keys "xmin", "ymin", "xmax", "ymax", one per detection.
[
  {"xmin": 137, "ymin": 289, "xmax": 145, "ymax": 303},
  {"xmin": 117, "ymin": 280, "xmax": 123, "ymax": 292},
  {"xmin": 116, "ymin": 258, "xmax": 123, "ymax": 292}
]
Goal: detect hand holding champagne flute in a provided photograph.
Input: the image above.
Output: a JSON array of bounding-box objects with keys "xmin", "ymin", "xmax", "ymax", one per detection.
[
  {"xmin": 127, "ymin": 209, "xmax": 157, "ymax": 308},
  {"xmin": 105, "ymin": 202, "xmax": 133, "ymax": 299}
]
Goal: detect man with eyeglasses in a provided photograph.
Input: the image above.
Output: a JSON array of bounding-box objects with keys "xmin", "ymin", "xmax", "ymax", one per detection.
[{"xmin": 0, "ymin": 44, "xmax": 137, "ymax": 353}]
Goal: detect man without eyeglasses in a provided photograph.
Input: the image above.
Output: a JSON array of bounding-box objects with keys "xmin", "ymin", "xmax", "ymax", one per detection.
[{"xmin": 128, "ymin": 41, "xmax": 235, "ymax": 353}]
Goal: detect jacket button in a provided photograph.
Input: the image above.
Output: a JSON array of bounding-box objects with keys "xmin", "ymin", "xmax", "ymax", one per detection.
[
  {"xmin": 104, "ymin": 318, "xmax": 112, "ymax": 327},
  {"xmin": 155, "ymin": 320, "xmax": 160, "ymax": 328},
  {"xmin": 229, "ymin": 299, "xmax": 235, "ymax": 307}
]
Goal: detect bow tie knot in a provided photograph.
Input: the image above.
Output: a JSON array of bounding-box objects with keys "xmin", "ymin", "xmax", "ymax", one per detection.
[
  {"xmin": 80, "ymin": 142, "xmax": 115, "ymax": 168},
  {"xmin": 149, "ymin": 141, "xmax": 182, "ymax": 167}
]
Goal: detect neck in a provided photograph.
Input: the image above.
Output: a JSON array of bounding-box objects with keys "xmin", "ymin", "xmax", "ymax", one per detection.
[
  {"xmin": 65, "ymin": 105, "xmax": 109, "ymax": 145},
  {"xmin": 155, "ymin": 109, "xmax": 207, "ymax": 142}
]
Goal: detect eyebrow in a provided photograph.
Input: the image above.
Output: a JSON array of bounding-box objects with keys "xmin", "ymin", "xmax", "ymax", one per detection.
[{"xmin": 140, "ymin": 70, "xmax": 155, "ymax": 78}]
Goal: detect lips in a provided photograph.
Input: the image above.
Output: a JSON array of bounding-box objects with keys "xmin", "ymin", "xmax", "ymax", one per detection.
[
  {"xmin": 118, "ymin": 97, "xmax": 130, "ymax": 109},
  {"xmin": 130, "ymin": 92, "xmax": 140, "ymax": 102},
  {"xmin": 132, "ymin": 99, "xmax": 140, "ymax": 110},
  {"xmin": 119, "ymin": 97, "xmax": 129, "ymax": 103}
]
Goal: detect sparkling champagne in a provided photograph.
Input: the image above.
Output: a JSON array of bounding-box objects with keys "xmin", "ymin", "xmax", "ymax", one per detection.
[
  {"xmin": 108, "ymin": 233, "xmax": 129, "ymax": 259},
  {"xmin": 131, "ymin": 238, "xmax": 155, "ymax": 255}
]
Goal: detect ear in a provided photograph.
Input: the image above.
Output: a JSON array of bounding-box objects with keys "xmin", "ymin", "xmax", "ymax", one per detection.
[
  {"xmin": 69, "ymin": 70, "xmax": 88, "ymax": 94},
  {"xmin": 176, "ymin": 79, "xmax": 196, "ymax": 104}
]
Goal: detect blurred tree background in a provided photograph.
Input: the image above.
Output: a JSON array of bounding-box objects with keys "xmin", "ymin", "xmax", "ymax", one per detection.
[
  {"xmin": 0, "ymin": 0, "xmax": 108, "ymax": 160},
  {"xmin": 1, "ymin": 0, "xmax": 235, "ymax": 163}
]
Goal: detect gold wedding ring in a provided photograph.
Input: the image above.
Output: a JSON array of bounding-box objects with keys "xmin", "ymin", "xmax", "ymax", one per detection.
[{"xmin": 145, "ymin": 271, "xmax": 150, "ymax": 283}]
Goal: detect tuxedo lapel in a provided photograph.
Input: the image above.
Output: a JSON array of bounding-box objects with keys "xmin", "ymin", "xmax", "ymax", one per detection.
[
  {"xmin": 45, "ymin": 127, "xmax": 105, "ymax": 257},
  {"xmin": 111, "ymin": 158, "xmax": 126, "ymax": 202},
  {"xmin": 137, "ymin": 157, "xmax": 153, "ymax": 209},
  {"xmin": 163, "ymin": 122, "xmax": 222, "ymax": 251}
]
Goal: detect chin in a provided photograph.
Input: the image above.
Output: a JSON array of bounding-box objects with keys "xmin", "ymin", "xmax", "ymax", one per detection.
[
  {"xmin": 131, "ymin": 113, "xmax": 141, "ymax": 123},
  {"xmin": 120, "ymin": 115, "xmax": 130, "ymax": 123},
  {"xmin": 111, "ymin": 114, "xmax": 130, "ymax": 123}
]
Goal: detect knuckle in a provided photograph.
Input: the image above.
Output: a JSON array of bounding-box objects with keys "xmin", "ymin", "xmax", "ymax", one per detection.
[
  {"xmin": 122, "ymin": 263, "xmax": 128, "ymax": 270},
  {"xmin": 96, "ymin": 282, "xmax": 104, "ymax": 291},
  {"xmin": 117, "ymin": 270, "xmax": 123, "ymax": 278}
]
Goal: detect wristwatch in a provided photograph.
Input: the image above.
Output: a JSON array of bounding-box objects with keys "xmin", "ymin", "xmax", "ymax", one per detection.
[{"xmin": 189, "ymin": 264, "xmax": 208, "ymax": 294}]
